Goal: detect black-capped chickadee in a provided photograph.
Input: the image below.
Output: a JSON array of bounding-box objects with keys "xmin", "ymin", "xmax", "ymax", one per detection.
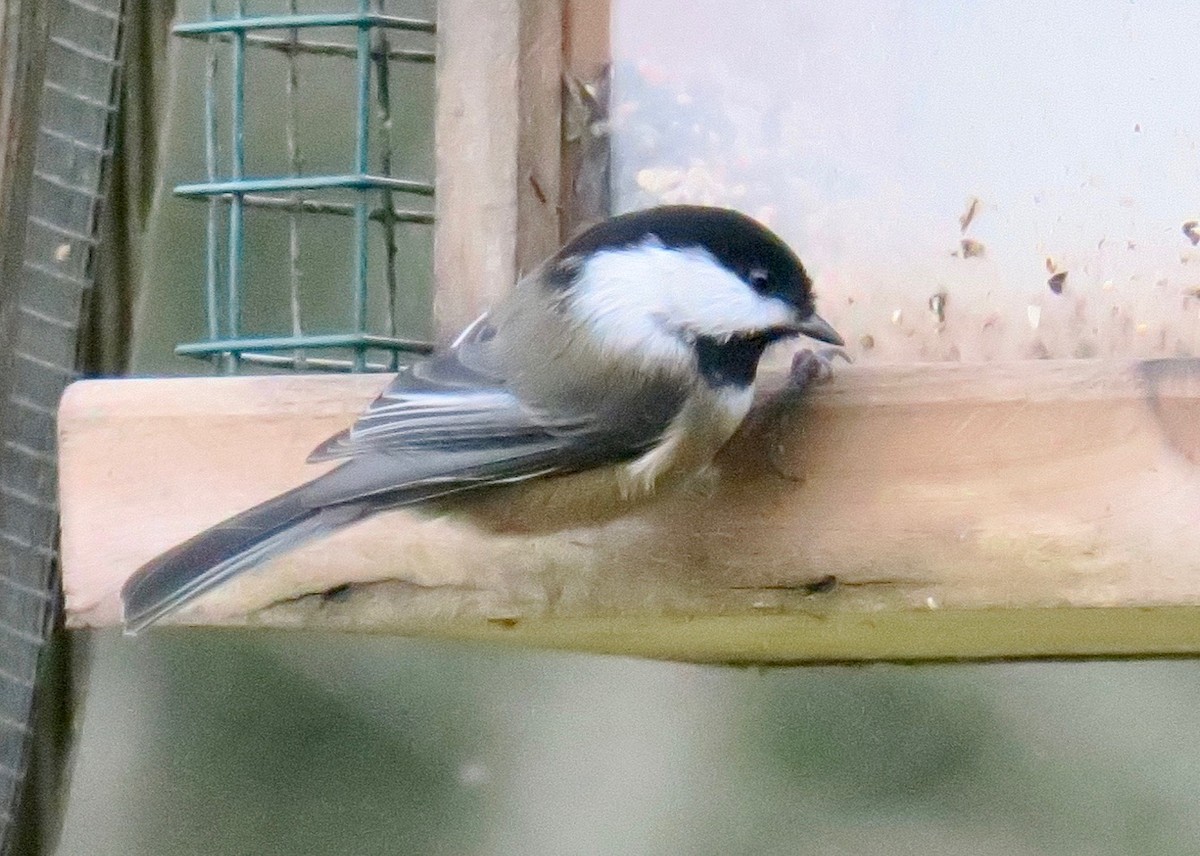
[{"xmin": 121, "ymin": 205, "xmax": 843, "ymax": 632}]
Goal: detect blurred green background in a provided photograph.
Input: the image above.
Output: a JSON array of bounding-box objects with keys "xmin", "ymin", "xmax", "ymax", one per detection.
[{"xmin": 54, "ymin": 2, "xmax": 1200, "ymax": 854}]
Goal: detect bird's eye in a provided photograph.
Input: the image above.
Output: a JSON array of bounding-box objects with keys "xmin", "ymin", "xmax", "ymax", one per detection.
[{"xmin": 748, "ymin": 268, "xmax": 769, "ymax": 288}]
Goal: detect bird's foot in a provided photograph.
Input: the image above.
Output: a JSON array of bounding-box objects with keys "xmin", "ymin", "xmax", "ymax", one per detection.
[{"xmin": 787, "ymin": 347, "xmax": 851, "ymax": 391}]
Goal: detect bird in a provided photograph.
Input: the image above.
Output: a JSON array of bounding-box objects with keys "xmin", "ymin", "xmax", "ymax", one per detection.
[{"xmin": 121, "ymin": 205, "xmax": 843, "ymax": 633}]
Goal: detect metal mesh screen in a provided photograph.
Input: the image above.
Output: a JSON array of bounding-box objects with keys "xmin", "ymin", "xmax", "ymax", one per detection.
[
  {"xmin": 173, "ymin": 0, "xmax": 436, "ymax": 373},
  {"xmin": 0, "ymin": 0, "xmax": 125, "ymax": 848}
]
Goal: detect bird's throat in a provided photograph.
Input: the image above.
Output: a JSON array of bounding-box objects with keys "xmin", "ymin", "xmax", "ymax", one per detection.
[{"xmin": 692, "ymin": 330, "xmax": 786, "ymax": 388}]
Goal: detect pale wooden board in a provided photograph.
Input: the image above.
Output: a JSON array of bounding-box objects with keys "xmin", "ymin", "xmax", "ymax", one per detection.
[{"xmin": 58, "ymin": 359, "xmax": 1200, "ymax": 662}]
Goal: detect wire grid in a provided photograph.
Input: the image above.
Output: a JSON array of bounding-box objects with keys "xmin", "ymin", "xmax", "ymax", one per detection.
[
  {"xmin": 0, "ymin": 0, "xmax": 125, "ymax": 846},
  {"xmin": 173, "ymin": 0, "xmax": 437, "ymax": 373}
]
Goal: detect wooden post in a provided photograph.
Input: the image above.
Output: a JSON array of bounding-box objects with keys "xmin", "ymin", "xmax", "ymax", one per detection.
[
  {"xmin": 560, "ymin": 0, "xmax": 611, "ymax": 237},
  {"xmin": 57, "ymin": 358, "xmax": 1200, "ymax": 662},
  {"xmin": 433, "ymin": 0, "xmax": 563, "ymax": 340}
]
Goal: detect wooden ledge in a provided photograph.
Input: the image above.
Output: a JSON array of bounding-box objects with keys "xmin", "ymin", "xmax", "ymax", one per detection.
[{"xmin": 57, "ymin": 358, "xmax": 1200, "ymax": 662}]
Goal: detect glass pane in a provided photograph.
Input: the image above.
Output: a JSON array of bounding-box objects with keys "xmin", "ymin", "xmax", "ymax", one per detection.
[{"xmin": 613, "ymin": 0, "xmax": 1200, "ymax": 362}]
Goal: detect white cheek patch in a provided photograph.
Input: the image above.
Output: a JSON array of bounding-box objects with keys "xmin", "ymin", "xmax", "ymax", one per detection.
[{"xmin": 568, "ymin": 243, "xmax": 795, "ymax": 362}]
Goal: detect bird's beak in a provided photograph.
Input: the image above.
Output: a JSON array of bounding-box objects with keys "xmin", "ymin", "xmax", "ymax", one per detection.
[{"xmin": 795, "ymin": 312, "xmax": 844, "ymax": 347}]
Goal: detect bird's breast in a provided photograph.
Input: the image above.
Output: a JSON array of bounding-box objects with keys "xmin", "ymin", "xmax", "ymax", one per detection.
[{"xmin": 617, "ymin": 382, "xmax": 755, "ymax": 499}]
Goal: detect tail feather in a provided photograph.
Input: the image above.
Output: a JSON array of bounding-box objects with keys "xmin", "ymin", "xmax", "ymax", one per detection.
[
  {"xmin": 120, "ymin": 441, "xmax": 571, "ymax": 633},
  {"xmin": 121, "ymin": 485, "xmax": 366, "ymax": 634}
]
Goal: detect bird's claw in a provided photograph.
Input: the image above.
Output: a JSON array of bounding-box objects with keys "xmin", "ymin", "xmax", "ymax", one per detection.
[{"xmin": 788, "ymin": 347, "xmax": 851, "ymax": 390}]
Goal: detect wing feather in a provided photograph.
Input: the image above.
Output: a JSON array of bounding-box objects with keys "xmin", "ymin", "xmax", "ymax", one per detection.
[
  {"xmin": 311, "ymin": 312, "xmax": 587, "ymax": 462},
  {"xmin": 307, "ymin": 308, "xmax": 690, "ymax": 500}
]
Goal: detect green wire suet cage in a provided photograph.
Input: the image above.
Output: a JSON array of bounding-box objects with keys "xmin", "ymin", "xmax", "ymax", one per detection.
[{"xmin": 173, "ymin": 1, "xmax": 436, "ymax": 373}]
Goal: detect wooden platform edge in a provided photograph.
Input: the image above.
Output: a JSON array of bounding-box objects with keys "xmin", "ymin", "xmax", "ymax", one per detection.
[{"xmin": 57, "ymin": 358, "xmax": 1200, "ymax": 663}]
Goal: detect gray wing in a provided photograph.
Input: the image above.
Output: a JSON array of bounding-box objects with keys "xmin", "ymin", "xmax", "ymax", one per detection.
[
  {"xmin": 310, "ymin": 312, "xmax": 586, "ymax": 461},
  {"xmin": 304, "ymin": 312, "xmax": 688, "ymax": 508}
]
